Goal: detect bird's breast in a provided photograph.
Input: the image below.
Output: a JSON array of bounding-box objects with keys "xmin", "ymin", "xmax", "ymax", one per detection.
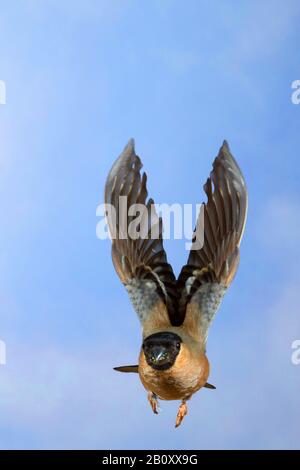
[{"xmin": 138, "ymin": 348, "xmax": 209, "ymax": 401}]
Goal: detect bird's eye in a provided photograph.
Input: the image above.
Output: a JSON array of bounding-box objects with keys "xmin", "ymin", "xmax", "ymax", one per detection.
[{"xmin": 176, "ymin": 342, "xmax": 180, "ymax": 349}]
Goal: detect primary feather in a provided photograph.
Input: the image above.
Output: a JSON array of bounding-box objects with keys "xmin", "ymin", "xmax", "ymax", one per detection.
[
  {"xmin": 104, "ymin": 139, "xmax": 178, "ymax": 329},
  {"xmin": 178, "ymin": 140, "xmax": 248, "ymax": 342}
]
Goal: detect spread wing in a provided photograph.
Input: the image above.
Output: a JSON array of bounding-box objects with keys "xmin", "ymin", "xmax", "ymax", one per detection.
[
  {"xmin": 105, "ymin": 139, "xmax": 179, "ymax": 330},
  {"xmin": 177, "ymin": 141, "xmax": 247, "ymax": 342}
]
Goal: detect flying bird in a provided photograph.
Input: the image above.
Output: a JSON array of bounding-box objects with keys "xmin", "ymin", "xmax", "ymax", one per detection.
[{"xmin": 105, "ymin": 139, "xmax": 247, "ymax": 427}]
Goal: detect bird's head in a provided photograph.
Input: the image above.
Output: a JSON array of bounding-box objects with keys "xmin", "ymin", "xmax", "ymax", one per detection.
[
  {"xmin": 138, "ymin": 330, "xmax": 210, "ymax": 400},
  {"xmin": 141, "ymin": 332, "xmax": 182, "ymax": 371}
]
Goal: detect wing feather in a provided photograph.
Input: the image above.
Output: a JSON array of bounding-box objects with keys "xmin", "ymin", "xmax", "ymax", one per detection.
[
  {"xmin": 177, "ymin": 141, "xmax": 247, "ymax": 340},
  {"xmin": 105, "ymin": 139, "xmax": 179, "ymax": 327}
]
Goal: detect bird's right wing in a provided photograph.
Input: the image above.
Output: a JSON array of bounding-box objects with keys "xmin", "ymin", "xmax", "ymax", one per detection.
[
  {"xmin": 177, "ymin": 141, "xmax": 248, "ymax": 343},
  {"xmin": 105, "ymin": 140, "xmax": 179, "ymax": 334}
]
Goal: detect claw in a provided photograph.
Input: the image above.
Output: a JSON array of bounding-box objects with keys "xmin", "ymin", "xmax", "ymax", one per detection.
[
  {"xmin": 148, "ymin": 391, "xmax": 159, "ymax": 415},
  {"xmin": 175, "ymin": 401, "xmax": 188, "ymax": 428}
]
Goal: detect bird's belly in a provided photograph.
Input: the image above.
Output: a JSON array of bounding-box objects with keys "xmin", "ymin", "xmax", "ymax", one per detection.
[{"xmin": 139, "ymin": 365, "xmax": 207, "ymax": 401}]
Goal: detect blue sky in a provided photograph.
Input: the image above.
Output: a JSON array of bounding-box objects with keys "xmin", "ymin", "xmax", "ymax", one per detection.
[{"xmin": 0, "ymin": 0, "xmax": 300, "ymax": 449}]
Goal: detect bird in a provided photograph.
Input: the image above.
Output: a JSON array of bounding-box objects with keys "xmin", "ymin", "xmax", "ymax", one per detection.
[{"xmin": 104, "ymin": 139, "xmax": 247, "ymax": 427}]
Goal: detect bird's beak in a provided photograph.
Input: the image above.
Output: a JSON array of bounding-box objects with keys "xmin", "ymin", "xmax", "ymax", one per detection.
[{"xmin": 150, "ymin": 347, "xmax": 168, "ymax": 365}]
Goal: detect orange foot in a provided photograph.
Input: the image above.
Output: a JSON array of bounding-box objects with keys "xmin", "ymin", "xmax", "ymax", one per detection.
[
  {"xmin": 148, "ymin": 392, "xmax": 159, "ymax": 415},
  {"xmin": 175, "ymin": 401, "xmax": 188, "ymax": 428}
]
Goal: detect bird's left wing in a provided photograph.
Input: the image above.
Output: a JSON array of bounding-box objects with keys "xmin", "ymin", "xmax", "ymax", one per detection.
[
  {"xmin": 105, "ymin": 139, "xmax": 179, "ymax": 331},
  {"xmin": 177, "ymin": 141, "xmax": 248, "ymax": 343}
]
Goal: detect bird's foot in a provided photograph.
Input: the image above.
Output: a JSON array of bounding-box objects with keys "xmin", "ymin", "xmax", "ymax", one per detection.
[
  {"xmin": 148, "ymin": 391, "xmax": 159, "ymax": 415},
  {"xmin": 175, "ymin": 400, "xmax": 188, "ymax": 428}
]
